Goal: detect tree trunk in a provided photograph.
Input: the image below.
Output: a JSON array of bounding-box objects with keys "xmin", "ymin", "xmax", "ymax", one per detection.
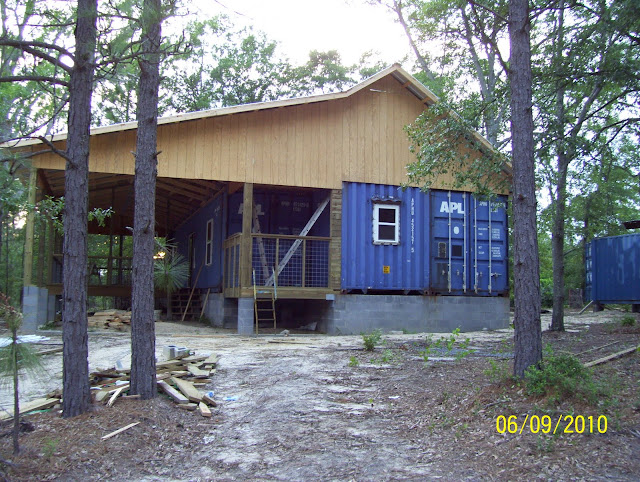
[
  {"xmin": 509, "ymin": 0, "xmax": 542, "ymax": 378},
  {"xmin": 550, "ymin": 157, "xmax": 568, "ymax": 331},
  {"xmin": 12, "ymin": 327, "xmax": 19, "ymax": 454},
  {"xmin": 550, "ymin": 0, "xmax": 566, "ymax": 332},
  {"xmin": 62, "ymin": 0, "xmax": 97, "ymax": 418},
  {"xmin": 130, "ymin": 0, "xmax": 162, "ymax": 399}
]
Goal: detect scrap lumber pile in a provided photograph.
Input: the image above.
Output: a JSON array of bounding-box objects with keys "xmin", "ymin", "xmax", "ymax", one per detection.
[
  {"xmin": 0, "ymin": 352, "xmax": 219, "ymax": 422},
  {"xmin": 91, "ymin": 352, "xmax": 219, "ymax": 418},
  {"xmin": 87, "ymin": 310, "xmax": 132, "ymax": 331}
]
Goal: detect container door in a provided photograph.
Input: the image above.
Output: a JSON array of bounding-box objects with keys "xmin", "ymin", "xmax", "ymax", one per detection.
[
  {"xmin": 430, "ymin": 190, "xmax": 468, "ymax": 294},
  {"xmin": 469, "ymin": 196, "xmax": 508, "ymax": 295},
  {"xmin": 584, "ymin": 241, "xmax": 593, "ymax": 302}
]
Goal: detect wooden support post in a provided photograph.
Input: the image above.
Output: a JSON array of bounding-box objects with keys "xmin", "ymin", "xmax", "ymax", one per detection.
[
  {"xmin": 241, "ymin": 183, "xmax": 253, "ymax": 288},
  {"xmin": 47, "ymin": 220, "xmax": 54, "ymax": 285},
  {"xmin": 107, "ymin": 188, "xmax": 115, "ymax": 285},
  {"xmin": 23, "ymin": 168, "xmax": 37, "ymax": 287},
  {"xmin": 37, "ymin": 217, "xmax": 46, "ymax": 286}
]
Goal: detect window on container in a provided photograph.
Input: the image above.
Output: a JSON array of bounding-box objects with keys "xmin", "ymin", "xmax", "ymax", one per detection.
[
  {"xmin": 205, "ymin": 219, "xmax": 214, "ymax": 266},
  {"xmin": 372, "ymin": 203, "xmax": 400, "ymax": 245}
]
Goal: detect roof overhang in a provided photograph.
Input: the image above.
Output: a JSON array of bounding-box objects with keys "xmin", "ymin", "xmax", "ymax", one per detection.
[{"xmin": 13, "ymin": 64, "xmax": 439, "ymax": 148}]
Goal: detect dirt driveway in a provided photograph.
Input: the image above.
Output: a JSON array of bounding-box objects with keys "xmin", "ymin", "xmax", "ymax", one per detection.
[{"xmin": 1, "ymin": 310, "xmax": 639, "ymax": 480}]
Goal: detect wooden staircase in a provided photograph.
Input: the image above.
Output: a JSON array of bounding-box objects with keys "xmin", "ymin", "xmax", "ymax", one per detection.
[{"xmin": 171, "ymin": 288, "xmax": 204, "ymax": 321}]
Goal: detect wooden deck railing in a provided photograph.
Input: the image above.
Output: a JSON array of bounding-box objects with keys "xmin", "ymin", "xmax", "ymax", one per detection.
[
  {"xmin": 223, "ymin": 233, "xmax": 331, "ymax": 297},
  {"xmin": 223, "ymin": 233, "xmax": 243, "ymax": 298},
  {"xmin": 50, "ymin": 254, "xmax": 133, "ymax": 287}
]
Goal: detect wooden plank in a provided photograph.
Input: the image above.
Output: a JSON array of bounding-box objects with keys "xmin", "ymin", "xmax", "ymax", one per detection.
[
  {"xmin": 106, "ymin": 386, "xmax": 127, "ymax": 407},
  {"xmin": 187, "ymin": 364, "xmax": 210, "ymax": 378},
  {"xmin": 177, "ymin": 403, "xmax": 199, "ymax": 411},
  {"xmin": 171, "ymin": 377, "xmax": 203, "ymax": 403},
  {"xmin": 158, "ymin": 380, "xmax": 189, "ymax": 404},
  {"xmin": 203, "ymin": 354, "xmax": 218, "ymax": 366},
  {"xmin": 36, "ymin": 347, "xmax": 63, "ymax": 356},
  {"xmin": 578, "ymin": 300, "xmax": 594, "ymax": 315},
  {"xmin": 202, "ymin": 393, "xmax": 217, "ymax": 407},
  {"xmin": 0, "ymin": 397, "xmax": 59, "ymax": 421},
  {"xmin": 584, "ymin": 345, "xmax": 639, "ymax": 368},
  {"xmin": 101, "ymin": 422, "xmax": 140, "ymax": 440},
  {"xmin": 95, "ymin": 384, "xmax": 129, "ymax": 403},
  {"xmin": 198, "ymin": 402, "xmax": 212, "ymax": 418}
]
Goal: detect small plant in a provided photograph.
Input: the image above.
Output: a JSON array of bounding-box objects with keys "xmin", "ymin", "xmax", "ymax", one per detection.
[
  {"xmin": 484, "ymin": 359, "xmax": 511, "ymax": 383},
  {"xmin": 380, "ymin": 349, "xmax": 395, "ymax": 364},
  {"xmin": 361, "ymin": 329, "xmax": 383, "ymax": 351},
  {"xmin": 421, "ymin": 328, "xmax": 474, "ymax": 362},
  {"xmin": 42, "ymin": 438, "xmax": 59, "ymax": 459},
  {"xmin": 524, "ymin": 349, "xmax": 605, "ymax": 404},
  {"xmin": 153, "ymin": 241, "xmax": 189, "ymax": 321},
  {"xmin": 38, "ymin": 320, "xmax": 59, "ymax": 331},
  {"xmin": 348, "ymin": 356, "xmax": 359, "ymax": 367},
  {"xmin": 620, "ymin": 315, "xmax": 636, "ymax": 327},
  {"xmin": 536, "ymin": 432, "xmax": 558, "ymax": 453}
]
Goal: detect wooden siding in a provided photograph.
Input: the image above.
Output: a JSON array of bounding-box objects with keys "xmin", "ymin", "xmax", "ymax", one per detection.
[{"xmin": 30, "ymin": 75, "xmax": 453, "ymax": 189}]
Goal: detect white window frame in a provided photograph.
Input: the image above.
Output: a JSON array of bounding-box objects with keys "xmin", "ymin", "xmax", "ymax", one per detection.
[
  {"xmin": 372, "ymin": 203, "xmax": 400, "ymax": 245},
  {"xmin": 205, "ymin": 218, "xmax": 214, "ymax": 266}
]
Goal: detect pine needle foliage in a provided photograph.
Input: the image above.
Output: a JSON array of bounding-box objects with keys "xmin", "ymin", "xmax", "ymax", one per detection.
[
  {"xmin": 405, "ymin": 102, "xmax": 510, "ymax": 197},
  {"xmin": 0, "ymin": 293, "xmax": 43, "ymax": 454}
]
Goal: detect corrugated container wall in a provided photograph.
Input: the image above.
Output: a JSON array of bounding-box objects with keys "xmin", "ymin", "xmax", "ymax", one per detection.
[
  {"xmin": 585, "ymin": 234, "xmax": 640, "ymax": 304},
  {"xmin": 341, "ymin": 182, "xmax": 509, "ymax": 296},
  {"xmin": 173, "ymin": 195, "xmax": 224, "ymax": 290}
]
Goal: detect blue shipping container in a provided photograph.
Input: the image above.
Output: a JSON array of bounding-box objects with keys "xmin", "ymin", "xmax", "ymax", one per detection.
[
  {"xmin": 342, "ymin": 182, "xmax": 429, "ymax": 291},
  {"xmin": 173, "ymin": 195, "xmax": 224, "ymax": 290},
  {"xmin": 585, "ymin": 234, "xmax": 640, "ymax": 304},
  {"xmin": 341, "ymin": 182, "xmax": 508, "ymax": 295},
  {"xmin": 430, "ymin": 191, "xmax": 508, "ymax": 295}
]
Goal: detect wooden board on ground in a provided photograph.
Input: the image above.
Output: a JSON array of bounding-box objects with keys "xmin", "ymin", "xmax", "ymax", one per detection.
[
  {"xmin": 101, "ymin": 422, "xmax": 140, "ymax": 440},
  {"xmin": 177, "ymin": 403, "xmax": 199, "ymax": 411},
  {"xmin": 158, "ymin": 380, "xmax": 189, "ymax": 404},
  {"xmin": 203, "ymin": 354, "xmax": 218, "ymax": 366},
  {"xmin": 187, "ymin": 364, "xmax": 210, "ymax": 378},
  {"xmin": 0, "ymin": 397, "xmax": 60, "ymax": 421},
  {"xmin": 107, "ymin": 386, "xmax": 128, "ymax": 407},
  {"xmin": 202, "ymin": 393, "xmax": 217, "ymax": 407},
  {"xmin": 584, "ymin": 345, "xmax": 639, "ymax": 367},
  {"xmin": 171, "ymin": 377, "xmax": 203, "ymax": 403},
  {"xmin": 95, "ymin": 384, "xmax": 130, "ymax": 403},
  {"xmin": 198, "ymin": 402, "xmax": 212, "ymax": 418}
]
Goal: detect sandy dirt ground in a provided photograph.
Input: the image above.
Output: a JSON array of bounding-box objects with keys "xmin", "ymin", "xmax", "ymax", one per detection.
[{"xmin": 1, "ymin": 309, "xmax": 639, "ymax": 480}]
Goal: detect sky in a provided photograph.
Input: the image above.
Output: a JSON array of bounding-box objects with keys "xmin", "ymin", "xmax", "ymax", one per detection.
[{"xmin": 191, "ymin": 0, "xmax": 414, "ymax": 68}]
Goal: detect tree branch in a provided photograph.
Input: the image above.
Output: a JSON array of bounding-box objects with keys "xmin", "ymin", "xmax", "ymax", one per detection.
[
  {"xmin": 0, "ymin": 38, "xmax": 74, "ymax": 73},
  {"xmin": 0, "ymin": 75, "xmax": 69, "ymax": 87}
]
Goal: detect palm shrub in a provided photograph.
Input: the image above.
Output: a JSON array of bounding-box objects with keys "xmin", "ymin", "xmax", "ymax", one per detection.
[
  {"xmin": 153, "ymin": 244, "xmax": 189, "ymax": 321},
  {"xmin": 0, "ymin": 294, "xmax": 42, "ymax": 454}
]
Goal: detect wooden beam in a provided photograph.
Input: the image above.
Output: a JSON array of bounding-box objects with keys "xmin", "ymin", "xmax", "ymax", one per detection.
[
  {"xmin": 22, "ymin": 167, "xmax": 37, "ymax": 286},
  {"xmin": 241, "ymin": 183, "xmax": 253, "ymax": 288},
  {"xmin": 584, "ymin": 345, "xmax": 639, "ymax": 368}
]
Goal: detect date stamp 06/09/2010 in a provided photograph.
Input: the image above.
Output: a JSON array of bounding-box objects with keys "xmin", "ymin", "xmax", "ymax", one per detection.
[{"xmin": 496, "ymin": 415, "xmax": 608, "ymax": 435}]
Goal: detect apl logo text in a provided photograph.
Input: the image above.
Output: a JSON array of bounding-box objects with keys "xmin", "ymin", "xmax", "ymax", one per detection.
[{"xmin": 440, "ymin": 201, "xmax": 465, "ymax": 214}]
